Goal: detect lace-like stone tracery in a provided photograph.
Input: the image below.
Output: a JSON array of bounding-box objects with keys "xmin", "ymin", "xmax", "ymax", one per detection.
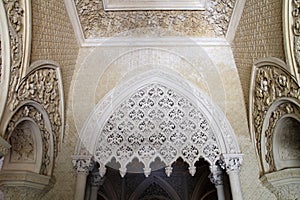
[{"xmin": 95, "ymin": 83, "xmax": 220, "ymax": 177}]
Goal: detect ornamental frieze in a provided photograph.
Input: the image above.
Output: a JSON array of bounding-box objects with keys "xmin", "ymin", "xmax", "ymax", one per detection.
[{"xmin": 73, "ymin": 0, "xmax": 236, "ymax": 38}]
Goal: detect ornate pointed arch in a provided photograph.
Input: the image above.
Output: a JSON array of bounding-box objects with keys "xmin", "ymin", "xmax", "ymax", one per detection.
[{"xmin": 79, "ymin": 69, "xmax": 240, "ymax": 178}]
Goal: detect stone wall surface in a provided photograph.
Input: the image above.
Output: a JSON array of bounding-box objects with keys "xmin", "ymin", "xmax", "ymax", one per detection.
[
  {"xmin": 29, "ymin": 1, "xmax": 79, "ymax": 199},
  {"xmin": 233, "ymin": 0, "xmax": 286, "ymax": 114}
]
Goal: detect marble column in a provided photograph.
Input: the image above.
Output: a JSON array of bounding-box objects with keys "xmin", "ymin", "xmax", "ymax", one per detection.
[
  {"xmin": 221, "ymin": 154, "xmax": 243, "ymax": 200},
  {"xmin": 72, "ymin": 155, "xmax": 92, "ymax": 200},
  {"xmin": 209, "ymin": 165, "xmax": 225, "ymax": 200}
]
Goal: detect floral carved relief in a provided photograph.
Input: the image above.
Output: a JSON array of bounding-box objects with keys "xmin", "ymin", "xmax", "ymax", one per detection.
[
  {"xmin": 250, "ymin": 62, "xmax": 300, "ymax": 174},
  {"xmin": 95, "ymin": 83, "xmax": 220, "ymax": 177},
  {"xmin": 73, "ymin": 0, "xmax": 236, "ymax": 38},
  {"xmin": 8, "ymin": 66, "xmax": 63, "ymax": 159},
  {"xmin": 3, "ymin": 0, "xmax": 25, "ymax": 105}
]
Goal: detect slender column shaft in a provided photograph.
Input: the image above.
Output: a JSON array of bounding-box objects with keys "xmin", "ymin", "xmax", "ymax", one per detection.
[
  {"xmin": 227, "ymin": 170, "xmax": 243, "ymax": 200},
  {"xmin": 72, "ymin": 155, "xmax": 92, "ymax": 200},
  {"xmin": 221, "ymin": 154, "xmax": 243, "ymax": 200},
  {"xmin": 75, "ymin": 172, "xmax": 88, "ymax": 200},
  {"xmin": 209, "ymin": 165, "xmax": 225, "ymax": 200}
]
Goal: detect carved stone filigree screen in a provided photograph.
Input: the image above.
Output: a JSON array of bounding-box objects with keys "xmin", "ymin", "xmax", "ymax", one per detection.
[{"xmin": 95, "ymin": 83, "xmax": 221, "ymax": 177}]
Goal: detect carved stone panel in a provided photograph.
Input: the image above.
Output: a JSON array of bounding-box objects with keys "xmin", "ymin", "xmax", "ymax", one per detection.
[{"xmin": 70, "ymin": 0, "xmax": 236, "ymax": 40}]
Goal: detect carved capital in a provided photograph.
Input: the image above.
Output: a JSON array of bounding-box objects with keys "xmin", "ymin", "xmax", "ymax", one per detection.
[
  {"xmin": 72, "ymin": 155, "xmax": 92, "ymax": 175},
  {"xmin": 220, "ymin": 154, "xmax": 243, "ymax": 173},
  {"xmin": 209, "ymin": 165, "xmax": 224, "ymax": 186}
]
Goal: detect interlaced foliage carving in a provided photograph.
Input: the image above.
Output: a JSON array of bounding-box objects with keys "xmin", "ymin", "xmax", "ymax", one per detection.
[
  {"xmin": 251, "ymin": 63, "xmax": 300, "ymax": 173},
  {"xmin": 95, "ymin": 83, "xmax": 220, "ymax": 177}
]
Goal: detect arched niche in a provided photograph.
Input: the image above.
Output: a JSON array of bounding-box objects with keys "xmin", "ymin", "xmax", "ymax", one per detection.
[
  {"xmin": 3, "ymin": 119, "xmax": 42, "ymax": 173},
  {"xmin": 250, "ymin": 57, "xmax": 300, "ymax": 199},
  {"xmin": 273, "ymin": 116, "xmax": 300, "ymax": 170}
]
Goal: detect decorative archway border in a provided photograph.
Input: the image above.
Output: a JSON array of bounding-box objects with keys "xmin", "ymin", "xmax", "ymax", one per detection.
[{"xmin": 78, "ymin": 69, "xmax": 240, "ymax": 175}]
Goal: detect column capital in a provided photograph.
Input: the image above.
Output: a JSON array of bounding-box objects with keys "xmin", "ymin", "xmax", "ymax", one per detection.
[
  {"xmin": 72, "ymin": 155, "xmax": 93, "ymax": 175},
  {"xmin": 220, "ymin": 153, "xmax": 243, "ymax": 173},
  {"xmin": 209, "ymin": 165, "xmax": 223, "ymax": 186}
]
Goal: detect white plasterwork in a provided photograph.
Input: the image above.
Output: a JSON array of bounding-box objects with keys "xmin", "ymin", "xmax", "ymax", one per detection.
[{"xmin": 79, "ymin": 69, "xmax": 240, "ymax": 178}]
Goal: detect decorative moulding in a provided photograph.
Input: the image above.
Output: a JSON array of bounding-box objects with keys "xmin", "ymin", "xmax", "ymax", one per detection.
[
  {"xmin": 249, "ymin": 57, "xmax": 300, "ymax": 174},
  {"xmin": 78, "ymin": 69, "xmax": 241, "ymax": 178},
  {"xmin": 102, "ymin": 0, "xmax": 208, "ymax": 11},
  {"xmin": 260, "ymin": 168, "xmax": 300, "ymax": 199},
  {"xmin": 64, "ymin": 0, "xmax": 240, "ymax": 47},
  {"xmin": 283, "ymin": 0, "xmax": 300, "ymax": 82}
]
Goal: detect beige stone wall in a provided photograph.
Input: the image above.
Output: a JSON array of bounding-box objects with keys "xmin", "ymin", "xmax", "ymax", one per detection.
[
  {"xmin": 31, "ymin": 0, "xmax": 79, "ymax": 104},
  {"xmin": 233, "ymin": 0, "xmax": 286, "ymax": 114},
  {"xmin": 29, "ymin": 1, "xmax": 79, "ymax": 199}
]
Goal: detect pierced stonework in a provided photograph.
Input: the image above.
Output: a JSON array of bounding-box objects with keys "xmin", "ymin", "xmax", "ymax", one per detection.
[
  {"xmin": 94, "ymin": 83, "xmax": 220, "ymax": 177},
  {"xmin": 72, "ymin": 0, "xmax": 236, "ymax": 39}
]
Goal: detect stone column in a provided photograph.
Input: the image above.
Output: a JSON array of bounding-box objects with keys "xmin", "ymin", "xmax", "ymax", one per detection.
[
  {"xmin": 209, "ymin": 165, "xmax": 225, "ymax": 200},
  {"xmin": 221, "ymin": 154, "xmax": 243, "ymax": 200},
  {"xmin": 89, "ymin": 171, "xmax": 103, "ymax": 200},
  {"xmin": 72, "ymin": 155, "xmax": 92, "ymax": 200}
]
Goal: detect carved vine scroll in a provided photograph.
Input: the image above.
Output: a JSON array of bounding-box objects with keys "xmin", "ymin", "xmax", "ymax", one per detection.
[
  {"xmin": 11, "ymin": 62, "xmax": 64, "ymax": 158},
  {"xmin": 250, "ymin": 58, "xmax": 300, "ymax": 174}
]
